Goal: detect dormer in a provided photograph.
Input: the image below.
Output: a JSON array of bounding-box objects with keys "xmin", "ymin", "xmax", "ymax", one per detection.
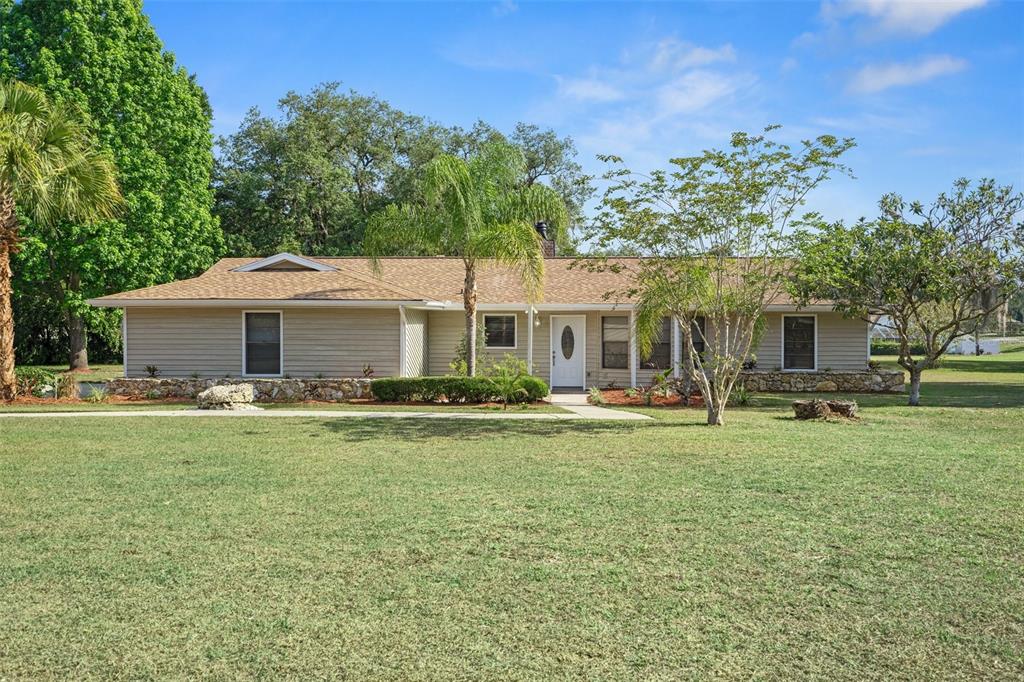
[{"xmin": 231, "ymin": 253, "xmax": 337, "ymax": 273}]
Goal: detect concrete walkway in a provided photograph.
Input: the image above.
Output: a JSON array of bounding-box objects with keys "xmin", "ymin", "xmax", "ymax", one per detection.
[{"xmin": 0, "ymin": 405, "xmax": 650, "ymax": 421}]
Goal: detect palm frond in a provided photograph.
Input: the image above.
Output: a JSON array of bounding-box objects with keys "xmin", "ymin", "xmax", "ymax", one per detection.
[{"xmin": 1, "ymin": 80, "xmax": 122, "ymax": 228}]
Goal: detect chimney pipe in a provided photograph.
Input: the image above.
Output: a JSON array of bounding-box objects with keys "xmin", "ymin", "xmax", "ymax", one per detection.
[{"xmin": 535, "ymin": 221, "xmax": 555, "ymax": 257}]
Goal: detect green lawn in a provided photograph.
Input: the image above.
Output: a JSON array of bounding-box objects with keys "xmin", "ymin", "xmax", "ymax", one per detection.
[
  {"xmin": 1, "ymin": 355, "xmax": 1021, "ymax": 678},
  {"xmin": 0, "ymin": 401, "xmax": 567, "ymax": 414},
  {"xmin": 30, "ymin": 363, "xmax": 124, "ymax": 382}
]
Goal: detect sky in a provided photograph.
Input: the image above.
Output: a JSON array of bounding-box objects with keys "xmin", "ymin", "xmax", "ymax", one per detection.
[{"xmin": 145, "ymin": 0, "xmax": 1024, "ymax": 224}]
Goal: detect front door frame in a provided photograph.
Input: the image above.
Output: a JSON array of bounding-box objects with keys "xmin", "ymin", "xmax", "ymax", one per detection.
[{"xmin": 549, "ymin": 314, "xmax": 586, "ymax": 389}]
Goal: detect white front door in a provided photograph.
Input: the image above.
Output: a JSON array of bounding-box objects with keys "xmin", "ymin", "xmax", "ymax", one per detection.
[{"xmin": 550, "ymin": 315, "xmax": 585, "ymax": 388}]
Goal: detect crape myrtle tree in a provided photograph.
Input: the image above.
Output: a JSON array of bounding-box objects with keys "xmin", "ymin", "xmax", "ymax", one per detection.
[
  {"xmin": 364, "ymin": 141, "xmax": 568, "ymax": 376},
  {"xmin": 582, "ymin": 126, "xmax": 854, "ymax": 425},
  {"xmin": 0, "ymin": 0, "xmax": 221, "ymax": 370},
  {"xmin": 793, "ymin": 179, "xmax": 1023, "ymax": 406},
  {"xmin": 0, "ymin": 81, "xmax": 121, "ymax": 400}
]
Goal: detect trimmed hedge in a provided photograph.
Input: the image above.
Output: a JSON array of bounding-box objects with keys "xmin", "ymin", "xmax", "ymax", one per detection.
[{"xmin": 371, "ymin": 376, "xmax": 549, "ymax": 404}]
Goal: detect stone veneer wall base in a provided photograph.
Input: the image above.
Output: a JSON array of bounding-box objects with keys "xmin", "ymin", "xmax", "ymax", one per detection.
[
  {"xmin": 738, "ymin": 370, "xmax": 904, "ymax": 393},
  {"xmin": 107, "ymin": 377, "xmax": 374, "ymax": 402}
]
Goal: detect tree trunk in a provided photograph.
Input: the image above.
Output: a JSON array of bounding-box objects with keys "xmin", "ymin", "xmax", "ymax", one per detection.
[
  {"xmin": 908, "ymin": 367, "xmax": 923, "ymax": 406},
  {"xmin": 706, "ymin": 398, "xmax": 725, "ymax": 426},
  {"xmin": 463, "ymin": 264, "xmax": 478, "ymax": 377},
  {"xmin": 67, "ymin": 311, "xmax": 89, "ymax": 371},
  {"xmin": 0, "ymin": 194, "xmax": 17, "ymax": 401},
  {"xmin": 65, "ymin": 271, "xmax": 89, "ymax": 371}
]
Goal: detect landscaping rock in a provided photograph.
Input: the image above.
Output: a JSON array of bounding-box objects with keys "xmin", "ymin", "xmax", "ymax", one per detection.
[
  {"xmin": 108, "ymin": 377, "xmax": 373, "ymax": 402},
  {"xmin": 792, "ymin": 399, "xmax": 832, "ymax": 420},
  {"xmin": 826, "ymin": 399, "xmax": 858, "ymax": 418},
  {"xmin": 739, "ymin": 369, "xmax": 903, "ymax": 393},
  {"xmin": 197, "ymin": 384, "xmax": 257, "ymax": 410},
  {"xmin": 792, "ymin": 398, "xmax": 859, "ymax": 420}
]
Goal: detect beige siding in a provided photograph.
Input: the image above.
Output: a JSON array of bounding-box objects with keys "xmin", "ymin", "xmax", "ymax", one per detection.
[
  {"xmin": 404, "ymin": 308, "xmax": 428, "ymax": 377},
  {"xmin": 753, "ymin": 312, "xmax": 868, "ymax": 371},
  {"xmin": 125, "ymin": 307, "xmax": 242, "ymax": 378},
  {"xmin": 283, "ymin": 308, "xmax": 399, "ymax": 377},
  {"xmin": 426, "ymin": 311, "xmax": 531, "ymax": 375},
  {"xmin": 125, "ymin": 306, "xmax": 401, "ymax": 378}
]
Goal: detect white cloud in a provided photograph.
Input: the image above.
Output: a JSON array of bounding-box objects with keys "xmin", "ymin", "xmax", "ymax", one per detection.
[
  {"xmin": 781, "ymin": 57, "xmax": 799, "ymax": 73},
  {"xmin": 656, "ymin": 71, "xmax": 743, "ymax": 115},
  {"xmin": 556, "ymin": 76, "xmax": 624, "ymax": 102},
  {"xmin": 493, "ymin": 0, "xmax": 518, "ymax": 17},
  {"xmin": 823, "ymin": 0, "xmax": 988, "ymax": 36},
  {"xmin": 649, "ymin": 39, "xmax": 737, "ymax": 71},
  {"xmin": 847, "ymin": 54, "xmax": 967, "ymax": 93}
]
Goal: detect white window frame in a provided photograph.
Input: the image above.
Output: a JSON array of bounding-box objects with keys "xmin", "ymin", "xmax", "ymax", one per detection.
[
  {"xmin": 781, "ymin": 313, "xmax": 818, "ymax": 372},
  {"xmin": 242, "ymin": 310, "xmax": 284, "ymax": 378},
  {"xmin": 482, "ymin": 314, "xmax": 517, "ymax": 350}
]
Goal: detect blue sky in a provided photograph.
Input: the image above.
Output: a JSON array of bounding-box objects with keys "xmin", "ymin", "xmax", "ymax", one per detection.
[{"xmin": 146, "ymin": 0, "xmax": 1023, "ymax": 224}]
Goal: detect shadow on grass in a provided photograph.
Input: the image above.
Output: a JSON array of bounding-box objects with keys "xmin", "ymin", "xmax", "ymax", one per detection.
[{"xmin": 315, "ymin": 417, "xmax": 679, "ymax": 442}]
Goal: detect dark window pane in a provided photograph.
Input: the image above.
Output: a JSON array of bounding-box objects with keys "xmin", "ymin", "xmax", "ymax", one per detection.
[
  {"xmin": 560, "ymin": 325, "xmax": 575, "ymax": 360},
  {"xmin": 783, "ymin": 316, "xmax": 815, "ymax": 370},
  {"xmin": 602, "ymin": 316, "xmax": 628, "ymax": 369},
  {"xmin": 245, "ymin": 313, "xmax": 280, "ymax": 375},
  {"xmin": 691, "ymin": 316, "xmax": 706, "ymax": 355},
  {"xmin": 484, "ymin": 315, "xmax": 516, "ymax": 348},
  {"xmin": 641, "ymin": 317, "xmax": 672, "ymax": 370}
]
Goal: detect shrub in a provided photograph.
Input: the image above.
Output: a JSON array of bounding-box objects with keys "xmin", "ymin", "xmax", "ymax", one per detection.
[
  {"xmin": 728, "ymin": 384, "xmax": 756, "ymax": 406},
  {"xmin": 372, "ymin": 376, "xmax": 548, "ymax": 404},
  {"xmin": 14, "ymin": 367, "xmax": 57, "ymax": 398},
  {"xmin": 587, "ymin": 386, "xmax": 606, "ymax": 405},
  {"xmin": 85, "ymin": 386, "xmax": 109, "ymax": 403},
  {"xmin": 487, "ymin": 365, "xmax": 529, "ymax": 410},
  {"xmin": 144, "ymin": 365, "xmax": 160, "ymax": 378}
]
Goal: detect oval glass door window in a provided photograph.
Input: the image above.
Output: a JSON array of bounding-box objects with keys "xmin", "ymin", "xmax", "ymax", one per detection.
[{"xmin": 561, "ymin": 325, "xmax": 575, "ymax": 360}]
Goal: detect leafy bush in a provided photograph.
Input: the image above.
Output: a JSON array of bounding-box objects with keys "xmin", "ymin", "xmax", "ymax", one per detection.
[
  {"xmin": 448, "ymin": 327, "xmax": 488, "ymax": 376},
  {"xmin": 144, "ymin": 365, "xmax": 160, "ymax": 378},
  {"xmin": 372, "ymin": 376, "xmax": 548, "ymax": 404},
  {"xmin": 487, "ymin": 363, "xmax": 530, "ymax": 410},
  {"xmin": 85, "ymin": 386, "xmax": 109, "ymax": 403},
  {"xmin": 14, "ymin": 367, "xmax": 57, "ymax": 398},
  {"xmin": 587, "ymin": 386, "xmax": 606, "ymax": 405},
  {"xmin": 728, "ymin": 384, "xmax": 756, "ymax": 406}
]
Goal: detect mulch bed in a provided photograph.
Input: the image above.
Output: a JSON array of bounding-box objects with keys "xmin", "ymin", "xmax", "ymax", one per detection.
[
  {"xmin": 3, "ymin": 396, "xmax": 192, "ymax": 406},
  {"xmin": 595, "ymin": 389, "xmax": 705, "ymax": 408}
]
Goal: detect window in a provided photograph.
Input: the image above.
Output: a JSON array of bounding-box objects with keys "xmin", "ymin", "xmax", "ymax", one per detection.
[
  {"xmin": 602, "ymin": 316, "xmax": 629, "ymax": 369},
  {"xmin": 244, "ymin": 312, "xmax": 282, "ymax": 376},
  {"xmin": 483, "ymin": 315, "xmax": 516, "ymax": 349},
  {"xmin": 783, "ymin": 315, "xmax": 816, "ymax": 370},
  {"xmin": 690, "ymin": 316, "xmax": 706, "ymax": 356},
  {"xmin": 640, "ymin": 317, "xmax": 672, "ymax": 369}
]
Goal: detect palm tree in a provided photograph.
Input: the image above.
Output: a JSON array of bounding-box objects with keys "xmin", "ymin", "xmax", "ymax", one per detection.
[
  {"xmin": 0, "ymin": 81, "xmax": 122, "ymax": 400},
  {"xmin": 365, "ymin": 141, "xmax": 567, "ymax": 376}
]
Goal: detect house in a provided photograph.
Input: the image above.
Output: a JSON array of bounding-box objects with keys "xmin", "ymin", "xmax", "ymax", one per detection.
[{"xmin": 89, "ymin": 244, "xmax": 886, "ymax": 392}]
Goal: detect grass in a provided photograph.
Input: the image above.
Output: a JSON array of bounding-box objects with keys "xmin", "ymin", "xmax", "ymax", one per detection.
[
  {"xmin": 0, "ymin": 357, "xmax": 1021, "ymax": 678},
  {"xmin": 0, "ymin": 400, "xmax": 567, "ymax": 414},
  {"xmin": 30, "ymin": 363, "xmax": 124, "ymax": 382}
]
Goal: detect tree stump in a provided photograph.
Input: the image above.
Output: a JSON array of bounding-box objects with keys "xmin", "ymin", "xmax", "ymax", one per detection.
[
  {"xmin": 792, "ymin": 398, "xmax": 859, "ymax": 420},
  {"xmin": 826, "ymin": 399, "xmax": 858, "ymax": 419},
  {"xmin": 792, "ymin": 399, "xmax": 832, "ymax": 420}
]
